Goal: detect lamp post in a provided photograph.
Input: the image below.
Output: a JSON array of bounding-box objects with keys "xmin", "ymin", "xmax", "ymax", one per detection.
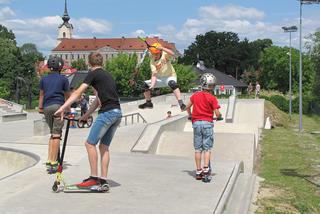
[
  {"xmin": 298, "ymin": 0, "xmax": 320, "ymax": 132},
  {"xmin": 282, "ymin": 26, "xmax": 297, "ymax": 119}
]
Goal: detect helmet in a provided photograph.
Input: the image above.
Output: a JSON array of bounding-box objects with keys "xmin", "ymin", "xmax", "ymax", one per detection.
[
  {"xmin": 200, "ymin": 73, "xmax": 217, "ymax": 90},
  {"xmin": 149, "ymin": 42, "xmax": 162, "ymax": 55},
  {"xmin": 47, "ymin": 56, "xmax": 64, "ymax": 71}
]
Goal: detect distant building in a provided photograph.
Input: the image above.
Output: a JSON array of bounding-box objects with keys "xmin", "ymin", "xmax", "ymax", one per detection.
[
  {"xmin": 51, "ymin": 0, "xmax": 178, "ymax": 66},
  {"xmin": 193, "ymin": 61, "xmax": 247, "ymax": 95}
]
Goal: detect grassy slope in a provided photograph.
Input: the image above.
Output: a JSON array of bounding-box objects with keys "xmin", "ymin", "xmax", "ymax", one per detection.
[{"xmin": 257, "ymin": 102, "xmax": 320, "ymax": 213}]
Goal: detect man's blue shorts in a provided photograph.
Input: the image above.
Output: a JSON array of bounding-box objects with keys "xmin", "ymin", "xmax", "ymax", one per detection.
[
  {"xmin": 87, "ymin": 109, "xmax": 122, "ymax": 146},
  {"xmin": 192, "ymin": 120, "xmax": 214, "ymax": 152}
]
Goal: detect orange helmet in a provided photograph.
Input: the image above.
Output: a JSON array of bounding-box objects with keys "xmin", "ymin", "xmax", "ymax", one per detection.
[{"xmin": 149, "ymin": 42, "xmax": 162, "ymax": 55}]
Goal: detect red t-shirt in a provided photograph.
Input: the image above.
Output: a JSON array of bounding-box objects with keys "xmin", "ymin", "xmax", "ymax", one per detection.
[{"xmin": 190, "ymin": 91, "xmax": 220, "ymax": 123}]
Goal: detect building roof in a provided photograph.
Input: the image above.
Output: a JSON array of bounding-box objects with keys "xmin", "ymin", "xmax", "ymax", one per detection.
[
  {"xmin": 193, "ymin": 67, "xmax": 247, "ymax": 88},
  {"xmin": 52, "ymin": 37, "xmax": 177, "ymax": 52}
]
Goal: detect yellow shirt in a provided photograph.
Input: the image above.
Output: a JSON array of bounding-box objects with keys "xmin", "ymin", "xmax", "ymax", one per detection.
[{"xmin": 150, "ymin": 51, "xmax": 176, "ymax": 77}]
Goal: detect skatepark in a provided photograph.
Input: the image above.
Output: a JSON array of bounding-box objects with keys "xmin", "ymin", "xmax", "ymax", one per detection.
[{"xmin": 0, "ymin": 94, "xmax": 264, "ymax": 214}]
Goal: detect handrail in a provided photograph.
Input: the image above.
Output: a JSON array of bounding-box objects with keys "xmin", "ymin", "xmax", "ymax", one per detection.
[{"xmin": 121, "ymin": 112, "xmax": 147, "ymax": 126}]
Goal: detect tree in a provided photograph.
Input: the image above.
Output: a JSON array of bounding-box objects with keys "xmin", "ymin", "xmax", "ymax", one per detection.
[
  {"xmin": 179, "ymin": 31, "xmax": 273, "ymax": 81},
  {"xmin": 259, "ymin": 45, "xmax": 315, "ymax": 94},
  {"xmin": 0, "ymin": 24, "xmax": 15, "ymax": 44},
  {"xmin": 306, "ymin": 30, "xmax": 320, "ymax": 113},
  {"xmin": 0, "ymin": 37, "xmax": 22, "ymax": 100},
  {"xmin": 71, "ymin": 59, "xmax": 88, "ymax": 71}
]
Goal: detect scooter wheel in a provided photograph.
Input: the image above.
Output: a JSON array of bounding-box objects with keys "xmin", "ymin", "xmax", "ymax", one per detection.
[{"xmin": 52, "ymin": 181, "xmax": 60, "ymax": 192}]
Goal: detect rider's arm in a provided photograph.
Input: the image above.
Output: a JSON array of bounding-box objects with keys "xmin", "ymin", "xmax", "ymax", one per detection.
[
  {"xmin": 59, "ymin": 83, "xmax": 88, "ymax": 111},
  {"xmin": 82, "ymin": 88, "xmax": 100, "ymax": 117},
  {"xmin": 38, "ymin": 90, "xmax": 44, "ymax": 112},
  {"xmin": 158, "ymin": 46, "xmax": 175, "ymax": 57}
]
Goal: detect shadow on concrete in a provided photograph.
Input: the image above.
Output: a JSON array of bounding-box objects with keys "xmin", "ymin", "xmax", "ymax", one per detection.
[
  {"xmin": 280, "ymin": 168, "xmax": 320, "ymax": 187},
  {"xmin": 107, "ymin": 179, "xmax": 121, "ymax": 188}
]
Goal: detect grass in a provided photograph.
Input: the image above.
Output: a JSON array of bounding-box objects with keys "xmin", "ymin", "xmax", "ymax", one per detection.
[{"xmin": 256, "ymin": 105, "xmax": 320, "ymax": 213}]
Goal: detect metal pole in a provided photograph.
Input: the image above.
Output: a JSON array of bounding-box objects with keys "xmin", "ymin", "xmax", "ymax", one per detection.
[
  {"xmin": 299, "ymin": 1, "xmax": 303, "ymax": 132},
  {"xmin": 289, "ymin": 32, "xmax": 292, "ymax": 119}
]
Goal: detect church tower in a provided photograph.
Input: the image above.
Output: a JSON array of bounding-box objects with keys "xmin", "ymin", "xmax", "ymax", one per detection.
[{"xmin": 57, "ymin": 0, "xmax": 73, "ymax": 44}]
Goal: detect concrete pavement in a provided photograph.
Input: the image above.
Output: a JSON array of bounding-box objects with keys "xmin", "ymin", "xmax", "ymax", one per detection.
[{"xmin": 0, "ymin": 94, "xmax": 264, "ymax": 214}]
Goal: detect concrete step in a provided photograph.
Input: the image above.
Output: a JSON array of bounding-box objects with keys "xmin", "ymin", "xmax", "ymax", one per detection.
[{"xmin": 223, "ymin": 173, "xmax": 257, "ymax": 214}]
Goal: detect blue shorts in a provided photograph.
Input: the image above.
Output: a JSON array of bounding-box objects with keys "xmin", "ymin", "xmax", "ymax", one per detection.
[
  {"xmin": 192, "ymin": 121, "xmax": 214, "ymax": 152},
  {"xmin": 87, "ymin": 109, "xmax": 122, "ymax": 146}
]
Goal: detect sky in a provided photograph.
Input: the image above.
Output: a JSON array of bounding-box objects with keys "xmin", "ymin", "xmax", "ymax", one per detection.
[{"xmin": 0, "ymin": 0, "xmax": 319, "ymax": 56}]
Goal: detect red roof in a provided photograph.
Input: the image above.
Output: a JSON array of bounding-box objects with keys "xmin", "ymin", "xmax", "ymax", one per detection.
[{"xmin": 52, "ymin": 37, "xmax": 177, "ymax": 52}]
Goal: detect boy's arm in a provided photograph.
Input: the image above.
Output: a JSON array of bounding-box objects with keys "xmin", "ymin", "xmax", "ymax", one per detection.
[
  {"xmin": 214, "ymin": 109, "xmax": 221, "ymax": 119},
  {"xmin": 158, "ymin": 46, "xmax": 175, "ymax": 57},
  {"xmin": 38, "ymin": 90, "xmax": 44, "ymax": 113},
  {"xmin": 185, "ymin": 101, "xmax": 193, "ymax": 120},
  {"xmin": 55, "ymin": 83, "xmax": 88, "ymax": 119}
]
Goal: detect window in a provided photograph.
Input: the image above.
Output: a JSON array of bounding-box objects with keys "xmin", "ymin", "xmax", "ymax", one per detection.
[
  {"xmin": 71, "ymin": 54, "xmax": 74, "ymax": 60},
  {"xmin": 65, "ymin": 54, "xmax": 68, "ymax": 60},
  {"xmin": 63, "ymin": 32, "xmax": 66, "ymax": 38}
]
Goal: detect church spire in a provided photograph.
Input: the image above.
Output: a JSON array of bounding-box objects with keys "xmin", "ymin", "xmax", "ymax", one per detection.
[{"xmin": 62, "ymin": 0, "xmax": 70, "ymax": 23}]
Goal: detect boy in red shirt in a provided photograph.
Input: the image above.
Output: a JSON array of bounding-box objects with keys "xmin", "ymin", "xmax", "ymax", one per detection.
[{"xmin": 185, "ymin": 73, "xmax": 221, "ymax": 182}]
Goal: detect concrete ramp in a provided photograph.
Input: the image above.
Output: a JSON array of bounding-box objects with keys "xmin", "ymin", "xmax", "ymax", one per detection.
[
  {"xmin": 0, "ymin": 152, "xmax": 242, "ymax": 214},
  {"xmin": 156, "ymin": 131, "xmax": 255, "ymax": 173},
  {"xmin": 0, "ymin": 147, "xmax": 39, "ymax": 180}
]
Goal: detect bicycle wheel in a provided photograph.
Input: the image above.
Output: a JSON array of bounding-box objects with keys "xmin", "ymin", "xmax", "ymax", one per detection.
[
  {"xmin": 77, "ymin": 120, "xmax": 84, "ymax": 128},
  {"xmin": 86, "ymin": 116, "xmax": 93, "ymax": 128}
]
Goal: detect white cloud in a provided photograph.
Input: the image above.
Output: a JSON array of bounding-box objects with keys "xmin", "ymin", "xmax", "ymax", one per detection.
[
  {"xmin": 131, "ymin": 29, "xmax": 146, "ymax": 37},
  {"xmin": 0, "ymin": 13, "xmax": 113, "ymax": 53},
  {"xmin": 156, "ymin": 4, "xmax": 320, "ymax": 51},
  {"xmin": 199, "ymin": 5, "xmax": 265, "ymax": 20},
  {"xmin": 0, "ymin": 0, "xmax": 11, "ymax": 4},
  {"xmin": 74, "ymin": 18, "xmax": 112, "ymax": 34},
  {"xmin": 0, "ymin": 6, "xmax": 15, "ymax": 20}
]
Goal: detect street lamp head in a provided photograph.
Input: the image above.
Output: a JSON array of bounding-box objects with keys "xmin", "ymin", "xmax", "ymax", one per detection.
[
  {"xmin": 299, "ymin": 0, "xmax": 320, "ymax": 4},
  {"xmin": 282, "ymin": 26, "xmax": 298, "ymax": 32}
]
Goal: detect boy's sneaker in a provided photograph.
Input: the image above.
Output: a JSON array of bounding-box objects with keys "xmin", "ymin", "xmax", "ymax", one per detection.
[
  {"xmin": 77, "ymin": 176, "xmax": 99, "ymax": 188},
  {"xmin": 195, "ymin": 169, "xmax": 203, "ymax": 180},
  {"xmin": 138, "ymin": 101, "xmax": 153, "ymax": 109},
  {"xmin": 47, "ymin": 161, "xmax": 58, "ymax": 174},
  {"xmin": 202, "ymin": 167, "xmax": 212, "ymax": 183}
]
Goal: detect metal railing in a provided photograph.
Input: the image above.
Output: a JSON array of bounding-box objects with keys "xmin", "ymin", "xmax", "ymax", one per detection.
[{"xmin": 120, "ymin": 112, "xmax": 147, "ymax": 126}]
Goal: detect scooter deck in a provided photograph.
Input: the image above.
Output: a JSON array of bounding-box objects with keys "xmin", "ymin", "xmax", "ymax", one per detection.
[{"xmin": 63, "ymin": 184, "xmax": 108, "ymax": 193}]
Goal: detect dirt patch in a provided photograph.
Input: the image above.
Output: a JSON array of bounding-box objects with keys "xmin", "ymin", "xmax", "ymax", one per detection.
[{"xmin": 257, "ymin": 186, "xmax": 283, "ymax": 199}]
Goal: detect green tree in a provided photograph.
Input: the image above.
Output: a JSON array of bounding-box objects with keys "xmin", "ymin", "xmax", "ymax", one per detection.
[
  {"xmin": 259, "ymin": 45, "xmax": 315, "ymax": 94},
  {"xmin": 306, "ymin": 30, "xmax": 320, "ymax": 113},
  {"xmin": 0, "ymin": 24, "xmax": 16, "ymax": 44},
  {"xmin": 173, "ymin": 63, "xmax": 197, "ymax": 92},
  {"xmin": 0, "ymin": 37, "xmax": 22, "ymax": 100},
  {"xmin": 179, "ymin": 30, "xmax": 273, "ymax": 81},
  {"xmin": 71, "ymin": 59, "xmax": 88, "ymax": 71}
]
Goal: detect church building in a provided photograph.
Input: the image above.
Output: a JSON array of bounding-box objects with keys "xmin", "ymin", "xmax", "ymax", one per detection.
[{"xmin": 51, "ymin": 0, "xmax": 178, "ymax": 66}]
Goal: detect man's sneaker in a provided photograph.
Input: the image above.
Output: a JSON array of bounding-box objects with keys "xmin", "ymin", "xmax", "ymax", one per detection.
[
  {"xmin": 77, "ymin": 176, "xmax": 99, "ymax": 188},
  {"xmin": 195, "ymin": 169, "xmax": 203, "ymax": 180},
  {"xmin": 138, "ymin": 101, "xmax": 153, "ymax": 109},
  {"xmin": 94, "ymin": 178, "xmax": 110, "ymax": 192},
  {"xmin": 180, "ymin": 103, "xmax": 187, "ymax": 111}
]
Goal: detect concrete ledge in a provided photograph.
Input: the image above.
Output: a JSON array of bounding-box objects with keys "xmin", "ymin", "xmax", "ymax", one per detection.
[
  {"xmin": 214, "ymin": 161, "xmax": 244, "ymax": 214},
  {"xmin": 1, "ymin": 112, "xmax": 27, "ymax": 122},
  {"xmin": 33, "ymin": 119, "xmax": 50, "ymax": 136},
  {"xmin": 225, "ymin": 95, "xmax": 236, "ymax": 123},
  {"xmin": 131, "ymin": 114, "xmax": 187, "ymax": 153},
  {"xmin": 0, "ymin": 146, "xmax": 40, "ymax": 181}
]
